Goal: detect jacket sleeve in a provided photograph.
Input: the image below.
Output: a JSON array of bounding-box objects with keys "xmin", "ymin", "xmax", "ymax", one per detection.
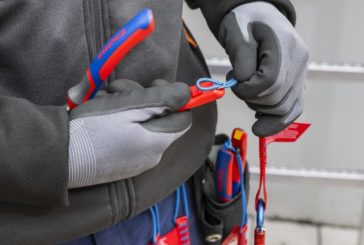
[
  {"xmin": 185, "ymin": 0, "xmax": 296, "ymax": 37},
  {"xmin": 0, "ymin": 95, "xmax": 69, "ymax": 207}
]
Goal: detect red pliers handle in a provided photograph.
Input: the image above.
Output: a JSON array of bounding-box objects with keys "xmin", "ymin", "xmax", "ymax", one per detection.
[{"xmin": 178, "ymin": 82, "xmax": 225, "ymax": 112}]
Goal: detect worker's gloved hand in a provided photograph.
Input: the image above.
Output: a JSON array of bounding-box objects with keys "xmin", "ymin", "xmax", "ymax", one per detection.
[
  {"xmin": 219, "ymin": 1, "xmax": 309, "ymax": 136},
  {"xmin": 68, "ymin": 79, "xmax": 192, "ymax": 188}
]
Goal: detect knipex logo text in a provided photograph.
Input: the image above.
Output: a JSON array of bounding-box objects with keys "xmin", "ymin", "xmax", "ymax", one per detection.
[{"xmin": 97, "ymin": 28, "xmax": 126, "ymax": 60}]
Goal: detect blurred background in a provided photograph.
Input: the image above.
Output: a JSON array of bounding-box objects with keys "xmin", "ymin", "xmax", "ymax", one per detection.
[{"xmin": 183, "ymin": 0, "xmax": 364, "ymax": 244}]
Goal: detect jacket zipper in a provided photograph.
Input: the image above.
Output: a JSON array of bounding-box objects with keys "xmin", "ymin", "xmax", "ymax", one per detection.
[
  {"xmin": 83, "ymin": 0, "xmax": 106, "ymax": 61},
  {"xmin": 92, "ymin": 0, "xmax": 105, "ymax": 57},
  {"xmin": 83, "ymin": 0, "xmax": 124, "ymax": 223}
]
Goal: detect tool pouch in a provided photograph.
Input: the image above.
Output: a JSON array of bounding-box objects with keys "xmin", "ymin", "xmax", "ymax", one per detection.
[{"xmin": 191, "ymin": 135, "xmax": 250, "ymax": 245}]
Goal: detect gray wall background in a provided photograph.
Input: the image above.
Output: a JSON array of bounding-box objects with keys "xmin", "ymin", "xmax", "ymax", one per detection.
[{"xmin": 183, "ymin": 0, "xmax": 364, "ymax": 227}]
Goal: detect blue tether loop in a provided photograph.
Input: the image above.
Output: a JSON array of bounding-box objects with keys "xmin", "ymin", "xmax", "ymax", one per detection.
[
  {"xmin": 181, "ymin": 183, "xmax": 190, "ymax": 218},
  {"xmin": 173, "ymin": 183, "xmax": 190, "ymax": 224},
  {"xmin": 149, "ymin": 207, "xmax": 157, "ymax": 244},
  {"xmin": 150, "ymin": 205, "xmax": 160, "ymax": 244},
  {"xmin": 154, "ymin": 206, "xmax": 160, "ymax": 235},
  {"xmin": 173, "ymin": 187, "xmax": 181, "ymax": 222},
  {"xmin": 196, "ymin": 78, "xmax": 238, "ymax": 91},
  {"xmin": 236, "ymin": 153, "xmax": 248, "ymax": 227}
]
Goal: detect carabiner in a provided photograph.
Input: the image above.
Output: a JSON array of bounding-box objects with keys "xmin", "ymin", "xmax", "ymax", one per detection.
[{"xmin": 256, "ymin": 198, "xmax": 265, "ymax": 231}]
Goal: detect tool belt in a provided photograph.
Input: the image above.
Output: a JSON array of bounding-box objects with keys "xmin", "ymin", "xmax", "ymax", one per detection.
[{"xmin": 191, "ymin": 135, "xmax": 250, "ymax": 245}]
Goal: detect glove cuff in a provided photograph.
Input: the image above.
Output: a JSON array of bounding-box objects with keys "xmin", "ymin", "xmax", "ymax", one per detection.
[{"xmin": 68, "ymin": 119, "xmax": 97, "ymax": 188}]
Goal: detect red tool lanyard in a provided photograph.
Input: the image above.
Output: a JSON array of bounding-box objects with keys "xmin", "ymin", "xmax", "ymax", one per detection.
[
  {"xmin": 254, "ymin": 137, "xmax": 268, "ymax": 245},
  {"xmin": 254, "ymin": 123, "xmax": 311, "ymax": 245}
]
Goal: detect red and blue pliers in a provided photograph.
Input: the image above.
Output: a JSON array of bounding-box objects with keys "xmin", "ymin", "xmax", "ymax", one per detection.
[
  {"xmin": 67, "ymin": 8, "xmax": 155, "ymax": 109},
  {"xmin": 67, "ymin": 8, "xmax": 228, "ymax": 111}
]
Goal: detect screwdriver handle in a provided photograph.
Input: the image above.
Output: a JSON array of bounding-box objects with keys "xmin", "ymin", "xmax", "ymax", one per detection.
[{"xmin": 67, "ymin": 8, "xmax": 154, "ymax": 109}]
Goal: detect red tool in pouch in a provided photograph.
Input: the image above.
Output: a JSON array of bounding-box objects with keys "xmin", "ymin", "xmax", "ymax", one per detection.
[
  {"xmin": 254, "ymin": 122, "xmax": 311, "ymax": 245},
  {"xmin": 231, "ymin": 128, "xmax": 248, "ymax": 195}
]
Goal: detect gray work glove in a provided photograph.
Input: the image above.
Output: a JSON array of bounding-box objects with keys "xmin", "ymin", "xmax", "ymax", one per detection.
[
  {"xmin": 68, "ymin": 79, "xmax": 192, "ymax": 188},
  {"xmin": 219, "ymin": 1, "xmax": 309, "ymax": 136}
]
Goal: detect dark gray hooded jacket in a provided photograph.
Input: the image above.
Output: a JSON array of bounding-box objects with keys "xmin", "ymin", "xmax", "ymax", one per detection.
[{"xmin": 0, "ymin": 0, "xmax": 294, "ymax": 244}]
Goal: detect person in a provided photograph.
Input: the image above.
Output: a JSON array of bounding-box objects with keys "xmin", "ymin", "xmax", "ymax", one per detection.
[{"xmin": 0, "ymin": 0, "xmax": 308, "ymax": 244}]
